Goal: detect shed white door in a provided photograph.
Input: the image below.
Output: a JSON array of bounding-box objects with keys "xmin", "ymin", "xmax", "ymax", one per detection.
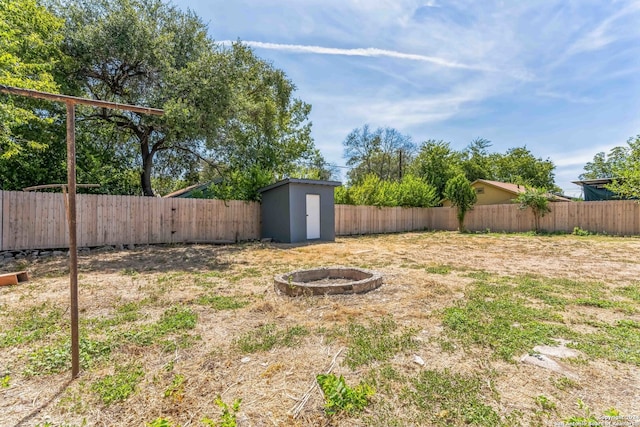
[{"xmin": 306, "ymin": 194, "xmax": 320, "ymax": 239}]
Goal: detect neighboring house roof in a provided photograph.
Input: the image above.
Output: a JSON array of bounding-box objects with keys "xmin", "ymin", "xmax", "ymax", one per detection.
[
  {"xmin": 472, "ymin": 179, "xmax": 571, "ymax": 202},
  {"xmin": 441, "ymin": 179, "xmax": 570, "ymax": 206},
  {"xmin": 471, "ymin": 179, "xmax": 527, "ymax": 195}
]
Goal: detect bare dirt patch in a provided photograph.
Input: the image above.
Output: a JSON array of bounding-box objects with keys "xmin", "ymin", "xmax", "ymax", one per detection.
[{"xmin": 1, "ymin": 232, "xmax": 639, "ymax": 426}]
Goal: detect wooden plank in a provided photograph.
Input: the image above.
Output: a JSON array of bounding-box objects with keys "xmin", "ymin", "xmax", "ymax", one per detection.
[{"xmin": 0, "ymin": 270, "xmax": 29, "ymax": 286}]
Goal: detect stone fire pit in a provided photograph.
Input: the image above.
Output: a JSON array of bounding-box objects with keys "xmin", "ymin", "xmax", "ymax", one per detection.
[{"xmin": 274, "ymin": 267, "xmax": 382, "ymax": 296}]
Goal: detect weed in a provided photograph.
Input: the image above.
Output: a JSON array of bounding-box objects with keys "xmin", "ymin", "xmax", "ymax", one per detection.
[
  {"xmin": 434, "ymin": 337, "xmax": 456, "ymax": 353},
  {"xmin": 563, "ymin": 398, "xmax": 599, "ymax": 425},
  {"xmin": 58, "ymin": 386, "xmax": 87, "ymax": 414},
  {"xmin": 202, "ymin": 397, "xmax": 241, "ymax": 427},
  {"xmin": 195, "ymin": 294, "xmax": 249, "ymax": 310},
  {"xmin": 465, "ymin": 270, "xmax": 491, "ymax": 280},
  {"xmin": 316, "ymin": 373, "xmax": 375, "ymax": 415},
  {"xmin": 403, "ymin": 369, "xmax": 501, "ymax": 426},
  {"xmin": 0, "ymin": 303, "xmax": 63, "ymax": 348},
  {"xmin": 91, "ymin": 364, "xmax": 144, "ymax": 405},
  {"xmin": 24, "ymin": 337, "xmax": 112, "ymax": 376},
  {"xmin": 235, "ymin": 324, "xmax": 308, "ymax": 353},
  {"xmin": 157, "ymin": 306, "xmax": 198, "ymax": 332},
  {"xmin": 572, "ymin": 227, "xmax": 591, "ymax": 236},
  {"xmin": 124, "ymin": 306, "xmax": 197, "ymax": 347},
  {"xmin": 89, "ymin": 302, "xmax": 142, "ymax": 329},
  {"xmin": 551, "ymin": 376, "xmax": 581, "ymax": 391},
  {"xmin": 535, "ymin": 395, "xmax": 556, "ymax": 412},
  {"xmin": 1, "ymin": 374, "xmax": 9, "ymax": 388},
  {"xmin": 160, "ymin": 333, "xmax": 202, "ymax": 353},
  {"xmin": 617, "ymin": 284, "xmax": 640, "ymax": 302},
  {"xmin": 229, "ymin": 267, "xmax": 262, "ymax": 283},
  {"xmin": 365, "ymin": 364, "xmax": 404, "ymax": 395},
  {"xmin": 164, "ymin": 374, "xmax": 185, "ymax": 403},
  {"xmin": 574, "ymin": 319, "xmax": 640, "ymax": 365},
  {"xmin": 343, "ymin": 316, "xmax": 417, "ymax": 369},
  {"xmin": 121, "ymin": 268, "xmax": 138, "ymax": 277},
  {"xmin": 442, "ymin": 299, "xmax": 571, "ymax": 361},
  {"xmin": 425, "ymin": 264, "xmax": 451, "ymax": 275},
  {"xmin": 147, "ymin": 419, "xmax": 173, "ymax": 427}
]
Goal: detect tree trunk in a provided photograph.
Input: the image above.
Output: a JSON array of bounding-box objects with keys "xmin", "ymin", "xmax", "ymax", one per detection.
[{"xmin": 140, "ymin": 138, "xmax": 155, "ymax": 196}]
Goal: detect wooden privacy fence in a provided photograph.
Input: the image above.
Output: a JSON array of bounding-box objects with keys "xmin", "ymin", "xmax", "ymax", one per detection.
[
  {"xmin": 2, "ymin": 190, "xmax": 640, "ymax": 251},
  {"xmin": 0, "ymin": 191, "xmax": 260, "ymax": 251},
  {"xmin": 335, "ymin": 200, "xmax": 640, "ymax": 236}
]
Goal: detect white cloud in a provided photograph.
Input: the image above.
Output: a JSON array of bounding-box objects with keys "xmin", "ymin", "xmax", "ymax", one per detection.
[
  {"xmin": 536, "ymin": 90, "xmax": 594, "ymax": 104},
  {"xmin": 567, "ymin": 1, "xmax": 640, "ymax": 55},
  {"xmin": 219, "ymin": 40, "xmax": 494, "ymax": 71}
]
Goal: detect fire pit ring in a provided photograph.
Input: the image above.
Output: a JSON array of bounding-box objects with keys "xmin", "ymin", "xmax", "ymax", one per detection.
[{"xmin": 274, "ymin": 267, "xmax": 382, "ymax": 296}]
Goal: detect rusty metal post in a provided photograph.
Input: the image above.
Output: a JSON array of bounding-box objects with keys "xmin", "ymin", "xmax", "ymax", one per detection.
[
  {"xmin": 66, "ymin": 101, "xmax": 80, "ymax": 378},
  {"xmin": 0, "ymin": 84, "xmax": 163, "ymax": 380}
]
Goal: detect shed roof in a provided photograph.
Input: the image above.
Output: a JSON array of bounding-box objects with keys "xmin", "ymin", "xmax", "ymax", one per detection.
[
  {"xmin": 572, "ymin": 178, "xmax": 616, "ymax": 188},
  {"xmin": 258, "ymin": 178, "xmax": 342, "ymax": 194}
]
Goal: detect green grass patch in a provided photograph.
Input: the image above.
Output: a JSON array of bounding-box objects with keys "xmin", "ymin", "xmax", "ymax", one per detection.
[
  {"xmin": 343, "ymin": 316, "xmax": 418, "ymax": 369},
  {"xmin": 124, "ymin": 306, "xmax": 197, "ymax": 347},
  {"xmin": 24, "ymin": 337, "xmax": 112, "ymax": 376},
  {"xmin": 235, "ymin": 324, "xmax": 308, "ymax": 353},
  {"xmin": 616, "ymin": 284, "xmax": 640, "ymax": 302},
  {"xmin": 425, "ymin": 265, "xmax": 451, "ymax": 275},
  {"xmin": 464, "ymin": 270, "xmax": 492, "ymax": 280},
  {"xmin": 195, "ymin": 294, "xmax": 249, "ymax": 310},
  {"xmin": 316, "ymin": 373, "xmax": 375, "ymax": 415},
  {"xmin": 574, "ymin": 319, "xmax": 640, "ymax": 365},
  {"xmin": 402, "ymin": 369, "xmax": 502, "ymax": 426},
  {"xmin": 442, "ymin": 281, "xmax": 573, "ymax": 361},
  {"xmin": 0, "ymin": 303, "xmax": 63, "ymax": 348},
  {"xmin": 88, "ymin": 302, "xmax": 141, "ymax": 329},
  {"xmin": 229, "ymin": 267, "xmax": 262, "ymax": 283},
  {"xmin": 91, "ymin": 364, "xmax": 144, "ymax": 405},
  {"xmin": 442, "ymin": 274, "xmax": 640, "ymax": 365}
]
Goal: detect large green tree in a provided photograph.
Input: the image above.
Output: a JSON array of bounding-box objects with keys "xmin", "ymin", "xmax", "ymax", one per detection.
[
  {"xmin": 516, "ymin": 188, "xmax": 551, "ymax": 232},
  {"xmin": 343, "ymin": 125, "xmax": 415, "ymax": 184},
  {"xmin": 409, "ymin": 140, "xmax": 463, "ymax": 200},
  {"xmin": 607, "ymin": 135, "xmax": 640, "ymax": 199},
  {"xmin": 0, "ymin": 0, "xmax": 65, "ymax": 188},
  {"xmin": 200, "ymin": 43, "xmax": 319, "ymax": 200},
  {"xmin": 335, "ymin": 173, "xmax": 437, "ymax": 208},
  {"xmin": 58, "ymin": 0, "xmax": 220, "ymax": 196},
  {"xmin": 490, "ymin": 146, "xmax": 557, "ymax": 191},
  {"xmin": 580, "ymin": 145, "xmax": 629, "ymax": 180},
  {"xmin": 460, "ymin": 138, "xmax": 492, "ymax": 182},
  {"xmin": 443, "ymin": 174, "xmax": 477, "ymax": 232},
  {"xmin": 57, "ymin": 0, "xmax": 318, "ymax": 196}
]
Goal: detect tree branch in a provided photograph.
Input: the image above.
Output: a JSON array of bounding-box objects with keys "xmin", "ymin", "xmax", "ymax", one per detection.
[{"xmin": 156, "ymin": 143, "xmax": 226, "ymax": 174}]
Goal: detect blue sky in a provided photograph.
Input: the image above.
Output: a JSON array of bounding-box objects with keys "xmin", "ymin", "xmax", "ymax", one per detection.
[{"xmin": 177, "ymin": 0, "xmax": 640, "ymax": 197}]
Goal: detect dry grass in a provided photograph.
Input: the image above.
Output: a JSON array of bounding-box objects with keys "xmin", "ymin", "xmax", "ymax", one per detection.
[{"xmin": 1, "ymin": 231, "xmax": 639, "ymax": 426}]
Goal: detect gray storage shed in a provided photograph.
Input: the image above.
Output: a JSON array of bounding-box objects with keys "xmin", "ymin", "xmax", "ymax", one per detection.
[{"xmin": 259, "ymin": 179, "xmax": 341, "ymax": 243}]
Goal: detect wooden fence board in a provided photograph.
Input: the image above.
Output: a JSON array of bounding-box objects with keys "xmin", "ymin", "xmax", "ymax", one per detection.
[
  {"xmin": 3, "ymin": 190, "xmax": 640, "ymax": 251},
  {"xmin": 0, "ymin": 191, "xmax": 262, "ymax": 250}
]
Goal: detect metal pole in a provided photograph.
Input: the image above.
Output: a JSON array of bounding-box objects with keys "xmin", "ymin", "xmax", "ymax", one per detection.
[
  {"xmin": 0, "ymin": 85, "xmax": 163, "ymax": 380},
  {"xmin": 66, "ymin": 101, "xmax": 80, "ymax": 378}
]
